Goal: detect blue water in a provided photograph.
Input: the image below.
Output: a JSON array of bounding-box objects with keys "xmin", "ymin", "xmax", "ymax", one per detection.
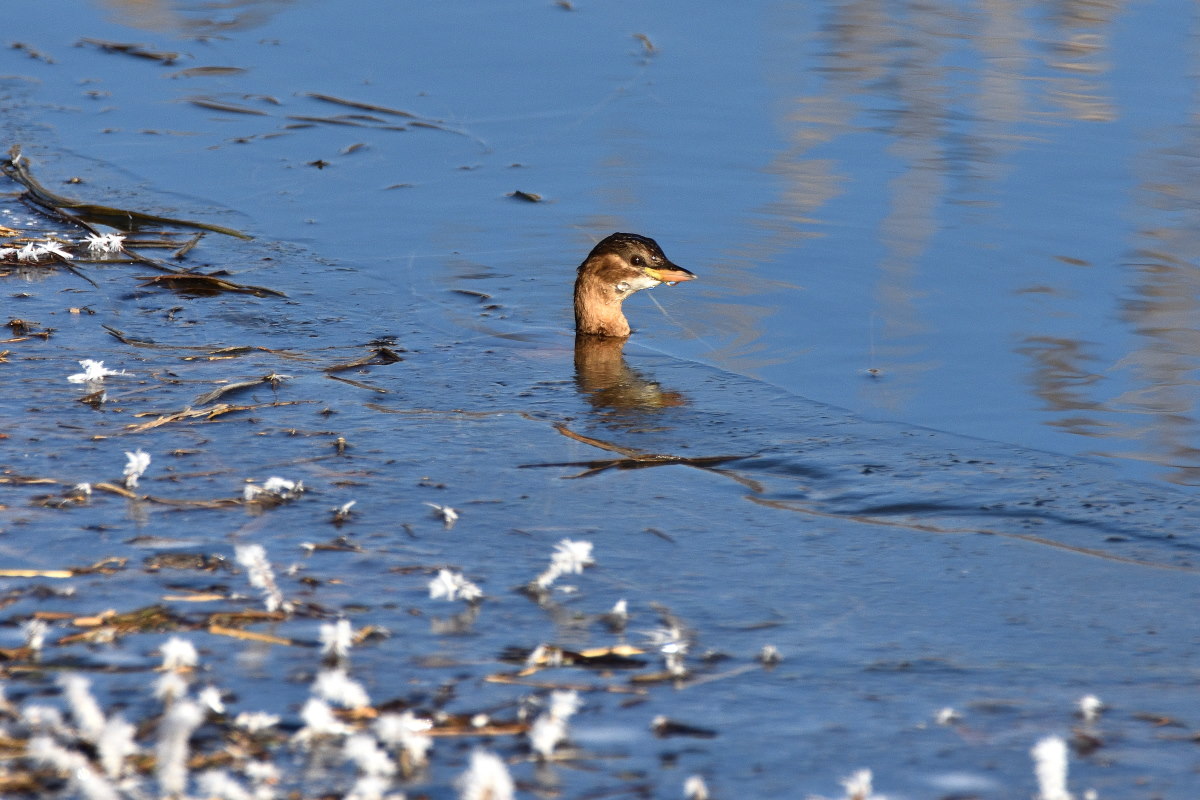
[
  {"xmin": 3, "ymin": 0, "xmax": 1200, "ymax": 797},
  {"xmin": 7, "ymin": 0, "xmax": 1191, "ymax": 486}
]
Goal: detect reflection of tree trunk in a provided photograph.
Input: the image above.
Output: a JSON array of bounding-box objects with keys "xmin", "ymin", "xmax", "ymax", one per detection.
[
  {"xmin": 1014, "ymin": 336, "xmax": 1106, "ymax": 438},
  {"xmin": 573, "ymin": 335, "xmax": 686, "ymax": 416}
]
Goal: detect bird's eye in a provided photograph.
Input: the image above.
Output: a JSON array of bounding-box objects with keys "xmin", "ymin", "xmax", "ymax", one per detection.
[
  {"xmin": 630, "ymin": 255, "xmax": 644, "ymax": 267},
  {"xmin": 615, "ymin": 281, "xmax": 630, "ymax": 293}
]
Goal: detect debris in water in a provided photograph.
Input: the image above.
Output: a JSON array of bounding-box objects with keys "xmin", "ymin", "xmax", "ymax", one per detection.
[
  {"xmin": 508, "ymin": 190, "xmax": 543, "ymax": 202},
  {"xmin": 426, "ymin": 502, "xmax": 459, "ymax": 529},
  {"xmin": 78, "ymin": 37, "xmax": 181, "ymax": 64}
]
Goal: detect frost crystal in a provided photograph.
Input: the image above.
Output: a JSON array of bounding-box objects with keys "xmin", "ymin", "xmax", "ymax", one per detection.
[
  {"xmin": 429, "ymin": 569, "xmax": 483, "ymax": 603},
  {"xmin": 122, "ymin": 449, "xmax": 151, "ymax": 489},
  {"xmin": 68, "ymin": 359, "xmax": 130, "ymax": 384},
  {"xmin": 456, "ymin": 749, "xmax": 514, "ymax": 800}
]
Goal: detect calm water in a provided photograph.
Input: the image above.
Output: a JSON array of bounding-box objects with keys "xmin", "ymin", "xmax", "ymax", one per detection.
[
  {"xmin": 8, "ymin": 0, "xmax": 1199, "ymax": 486},
  {"xmin": 3, "ymin": 0, "xmax": 1200, "ymax": 797}
]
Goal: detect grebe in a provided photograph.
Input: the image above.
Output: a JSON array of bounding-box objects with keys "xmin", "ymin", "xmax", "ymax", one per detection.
[{"xmin": 573, "ymin": 232, "xmax": 695, "ymax": 338}]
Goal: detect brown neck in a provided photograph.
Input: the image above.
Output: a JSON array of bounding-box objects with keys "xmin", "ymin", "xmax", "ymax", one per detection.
[{"xmin": 574, "ymin": 274, "xmax": 631, "ymax": 338}]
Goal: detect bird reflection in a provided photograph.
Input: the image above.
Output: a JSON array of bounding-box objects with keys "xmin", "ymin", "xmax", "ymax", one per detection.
[
  {"xmin": 573, "ymin": 335, "xmax": 687, "ymax": 425},
  {"xmin": 570, "ymin": 232, "xmax": 695, "ymax": 425}
]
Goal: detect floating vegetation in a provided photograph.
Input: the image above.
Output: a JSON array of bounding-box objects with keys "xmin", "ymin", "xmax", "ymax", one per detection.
[
  {"xmin": 1, "ymin": 146, "xmax": 251, "ymax": 240},
  {"xmin": 168, "ymin": 66, "xmax": 249, "ymax": 79},
  {"xmin": 425, "ymin": 502, "xmax": 459, "ymax": 529},
  {"xmin": 522, "ymin": 422, "xmax": 754, "ymax": 481},
  {"xmin": 633, "ymin": 32, "xmax": 657, "ymax": 55},
  {"xmin": 166, "ymin": 88, "xmax": 490, "ymax": 152},
  {"xmin": 0, "ymin": 149, "xmax": 294, "ymax": 311},
  {"xmin": 324, "ymin": 346, "xmax": 404, "ymax": 373},
  {"xmin": 243, "ymin": 476, "xmax": 305, "ymax": 505},
  {"xmin": 302, "ymin": 92, "xmax": 420, "ymax": 119},
  {"xmin": 10, "ymin": 41, "xmax": 55, "ymax": 64},
  {"xmin": 102, "ymin": 326, "xmax": 306, "ymax": 361},
  {"xmin": 135, "ymin": 271, "xmax": 285, "ymax": 297},
  {"xmin": 126, "ymin": 400, "xmax": 315, "ymax": 433},
  {"xmin": 77, "ymin": 37, "xmax": 182, "ymax": 64},
  {"xmin": 186, "ymin": 96, "xmax": 271, "ymax": 116},
  {"xmin": 288, "ymin": 113, "xmax": 404, "ymax": 130},
  {"xmin": 192, "ymin": 372, "xmax": 291, "ymax": 406},
  {"xmin": 507, "ymin": 189, "xmax": 543, "ymax": 203}
]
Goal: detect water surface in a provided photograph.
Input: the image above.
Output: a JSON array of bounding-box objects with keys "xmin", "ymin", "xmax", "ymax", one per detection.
[{"xmin": 3, "ymin": 0, "xmax": 1200, "ymax": 797}]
